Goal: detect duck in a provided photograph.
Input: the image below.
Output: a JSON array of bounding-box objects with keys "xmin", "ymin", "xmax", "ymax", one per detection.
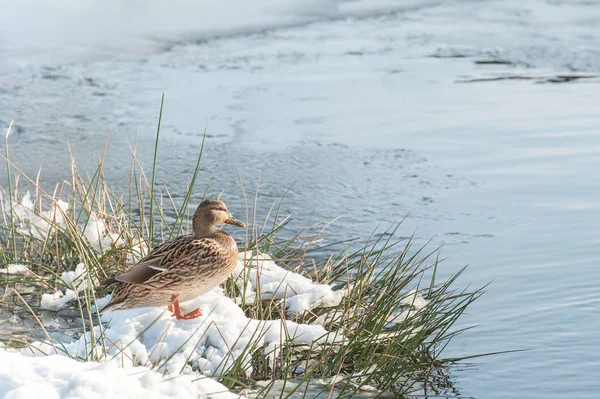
[{"xmin": 100, "ymin": 199, "xmax": 246, "ymax": 319}]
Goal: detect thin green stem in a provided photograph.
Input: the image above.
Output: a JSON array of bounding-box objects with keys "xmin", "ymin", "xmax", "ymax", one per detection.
[
  {"xmin": 149, "ymin": 93, "xmax": 165, "ymax": 246},
  {"xmin": 5, "ymin": 121, "xmax": 17, "ymax": 259}
]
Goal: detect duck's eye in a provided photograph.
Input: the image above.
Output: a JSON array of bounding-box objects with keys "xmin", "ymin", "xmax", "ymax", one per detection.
[{"xmin": 216, "ymin": 207, "xmax": 228, "ymax": 212}]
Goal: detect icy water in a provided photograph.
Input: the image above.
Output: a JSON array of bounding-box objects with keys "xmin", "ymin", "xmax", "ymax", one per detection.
[{"xmin": 1, "ymin": 0, "xmax": 600, "ymax": 398}]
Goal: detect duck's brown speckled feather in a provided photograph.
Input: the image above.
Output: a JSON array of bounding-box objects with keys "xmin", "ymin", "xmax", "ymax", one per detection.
[{"xmin": 101, "ymin": 230, "xmax": 238, "ymax": 312}]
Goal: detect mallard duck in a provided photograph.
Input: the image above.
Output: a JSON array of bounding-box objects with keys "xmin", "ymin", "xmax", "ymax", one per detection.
[{"xmin": 100, "ymin": 199, "xmax": 245, "ymax": 319}]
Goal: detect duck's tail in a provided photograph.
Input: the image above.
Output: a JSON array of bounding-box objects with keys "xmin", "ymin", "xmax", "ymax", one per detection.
[
  {"xmin": 98, "ymin": 279, "xmax": 121, "ymax": 313},
  {"xmin": 99, "ymin": 300, "xmax": 126, "ymax": 313}
]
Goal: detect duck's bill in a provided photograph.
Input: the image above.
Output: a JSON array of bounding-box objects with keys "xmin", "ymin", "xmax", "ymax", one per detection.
[{"xmin": 225, "ymin": 216, "xmax": 246, "ymax": 228}]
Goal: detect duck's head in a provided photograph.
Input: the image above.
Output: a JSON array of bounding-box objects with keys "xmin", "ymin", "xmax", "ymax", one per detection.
[{"xmin": 193, "ymin": 199, "xmax": 245, "ymax": 236}]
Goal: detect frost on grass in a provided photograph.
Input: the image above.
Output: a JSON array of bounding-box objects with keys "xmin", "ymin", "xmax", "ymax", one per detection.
[{"xmin": 0, "ymin": 349, "xmax": 238, "ymax": 399}]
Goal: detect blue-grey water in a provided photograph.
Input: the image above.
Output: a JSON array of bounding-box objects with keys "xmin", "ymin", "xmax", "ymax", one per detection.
[{"xmin": 1, "ymin": 1, "xmax": 599, "ymax": 398}]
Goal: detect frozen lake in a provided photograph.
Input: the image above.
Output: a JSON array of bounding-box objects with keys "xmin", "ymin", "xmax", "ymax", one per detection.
[{"xmin": 1, "ymin": 0, "xmax": 599, "ymax": 398}]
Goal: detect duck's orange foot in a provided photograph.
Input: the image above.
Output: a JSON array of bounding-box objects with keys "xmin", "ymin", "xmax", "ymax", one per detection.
[
  {"xmin": 168, "ymin": 296, "xmax": 203, "ymax": 320},
  {"xmin": 176, "ymin": 308, "xmax": 203, "ymax": 320}
]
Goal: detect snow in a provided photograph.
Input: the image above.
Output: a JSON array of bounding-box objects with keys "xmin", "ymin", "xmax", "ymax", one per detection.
[
  {"xmin": 21, "ymin": 251, "xmax": 346, "ymax": 398},
  {"xmin": 34, "ymin": 288, "xmax": 342, "ymax": 377},
  {"xmin": 40, "ymin": 289, "xmax": 78, "ymax": 312},
  {"xmin": 5, "ymin": 192, "xmax": 69, "ymax": 242},
  {"xmin": 25, "ymin": 293, "xmax": 339, "ymax": 395},
  {"xmin": 0, "ymin": 349, "xmax": 238, "ymax": 399},
  {"xmin": 83, "ymin": 212, "xmax": 126, "ymax": 252},
  {"xmin": 233, "ymin": 251, "xmax": 344, "ymax": 314},
  {"xmin": 4, "ymin": 192, "xmax": 127, "ymax": 253},
  {"xmin": 390, "ymin": 291, "xmax": 429, "ymax": 327},
  {"xmin": 40, "ymin": 263, "xmax": 98, "ymax": 311},
  {"xmin": 401, "ymin": 289, "xmax": 430, "ymax": 310},
  {"xmin": 0, "ymin": 264, "xmax": 30, "ymax": 275}
]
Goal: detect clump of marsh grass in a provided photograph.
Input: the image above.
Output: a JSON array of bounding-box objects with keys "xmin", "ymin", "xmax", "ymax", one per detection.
[
  {"xmin": 0, "ymin": 101, "xmax": 483, "ymax": 398},
  {"xmin": 224, "ymin": 229, "xmax": 482, "ymax": 398}
]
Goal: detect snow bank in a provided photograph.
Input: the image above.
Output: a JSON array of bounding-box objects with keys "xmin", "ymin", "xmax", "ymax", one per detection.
[
  {"xmin": 20, "ymin": 247, "xmax": 430, "ymax": 398},
  {"xmin": 31, "ymin": 287, "xmax": 343, "ymax": 378},
  {"xmin": 233, "ymin": 251, "xmax": 344, "ymax": 314},
  {"xmin": 29, "ymin": 252, "xmax": 344, "ymax": 383},
  {"xmin": 0, "ymin": 349, "xmax": 238, "ymax": 399}
]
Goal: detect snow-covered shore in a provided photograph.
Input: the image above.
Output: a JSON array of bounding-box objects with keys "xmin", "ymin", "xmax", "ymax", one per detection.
[
  {"xmin": 0, "ymin": 349, "xmax": 238, "ymax": 399},
  {"xmin": 2, "ymin": 252, "xmax": 347, "ymax": 398}
]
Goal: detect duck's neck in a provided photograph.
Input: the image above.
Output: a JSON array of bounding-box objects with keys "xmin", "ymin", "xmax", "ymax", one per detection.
[{"xmin": 193, "ymin": 222, "xmax": 219, "ymax": 237}]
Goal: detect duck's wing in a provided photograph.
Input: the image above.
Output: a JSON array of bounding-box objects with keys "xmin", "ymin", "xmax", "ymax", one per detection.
[
  {"xmin": 113, "ymin": 262, "xmax": 164, "ymax": 284},
  {"xmin": 114, "ymin": 235, "xmax": 194, "ymax": 284}
]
